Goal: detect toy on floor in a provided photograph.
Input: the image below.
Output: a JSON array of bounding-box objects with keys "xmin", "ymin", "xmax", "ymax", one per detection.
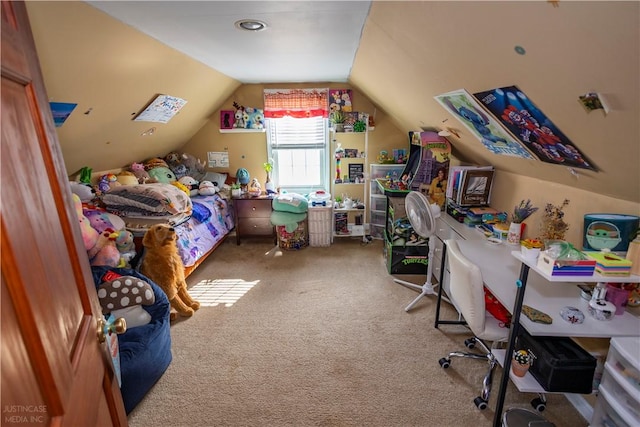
[{"xmin": 139, "ymin": 224, "xmax": 200, "ymax": 319}]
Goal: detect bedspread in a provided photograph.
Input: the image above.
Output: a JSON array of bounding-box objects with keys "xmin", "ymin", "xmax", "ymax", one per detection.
[{"xmin": 174, "ymin": 194, "xmax": 234, "ymax": 267}]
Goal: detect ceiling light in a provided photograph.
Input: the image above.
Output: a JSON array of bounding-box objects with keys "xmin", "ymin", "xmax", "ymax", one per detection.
[{"xmin": 235, "ymin": 19, "xmax": 267, "ymax": 32}]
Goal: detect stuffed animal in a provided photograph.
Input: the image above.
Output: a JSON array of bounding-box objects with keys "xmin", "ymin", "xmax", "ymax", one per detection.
[
  {"xmin": 130, "ymin": 162, "xmax": 151, "ymax": 184},
  {"xmin": 116, "ymin": 170, "xmax": 139, "ymax": 186},
  {"xmin": 97, "ymin": 274, "xmax": 155, "ymax": 328},
  {"xmin": 248, "ymin": 178, "xmax": 261, "ymax": 196},
  {"xmin": 171, "ymin": 180, "xmax": 190, "ymax": 195},
  {"xmin": 97, "ymin": 173, "xmax": 120, "ymax": 194},
  {"xmin": 165, "ymin": 152, "xmax": 188, "ymax": 179},
  {"xmin": 139, "ymin": 224, "xmax": 200, "ymax": 319},
  {"xmin": 178, "ymin": 176, "xmax": 199, "ymax": 196},
  {"xmin": 89, "ymin": 229, "xmax": 121, "ymax": 267},
  {"xmin": 72, "ymin": 193, "xmax": 99, "ymax": 251},
  {"xmin": 115, "ymin": 230, "xmax": 136, "ymax": 268},
  {"xmin": 179, "ymin": 153, "xmax": 206, "ymax": 182},
  {"xmin": 70, "ymin": 181, "xmax": 96, "ymax": 203},
  {"xmin": 148, "ymin": 166, "xmax": 177, "ymax": 184},
  {"xmin": 83, "ymin": 208, "xmax": 124, "ymax": 234},
  {"xmin": 198, "ymin": 180, "xmax": 218, "ymax": 196}
]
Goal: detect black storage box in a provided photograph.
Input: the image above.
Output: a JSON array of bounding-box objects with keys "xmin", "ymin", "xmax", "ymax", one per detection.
[{"xmin": 517, "ymin": 329, "xmax": 596, "ymax": 394}]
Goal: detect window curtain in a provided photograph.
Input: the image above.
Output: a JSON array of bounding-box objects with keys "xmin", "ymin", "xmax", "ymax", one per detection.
[{"xmin": 263, "ymin": 88, "xmax": 329, "ymax": 119}]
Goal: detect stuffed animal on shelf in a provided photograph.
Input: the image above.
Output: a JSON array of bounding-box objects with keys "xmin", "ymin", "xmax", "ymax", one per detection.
[
  {"xmin": 139, "ymin": 224, "xmax": 200, "ymax": 320},
  {"xmin": 248, "ymin": 178, "xmax": 261, "ymax": 196}
]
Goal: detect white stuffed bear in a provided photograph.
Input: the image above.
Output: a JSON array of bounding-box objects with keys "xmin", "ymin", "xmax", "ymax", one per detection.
[{"xmin": 198, "ymin": 180, "xmax": 218, "ymax": 196}]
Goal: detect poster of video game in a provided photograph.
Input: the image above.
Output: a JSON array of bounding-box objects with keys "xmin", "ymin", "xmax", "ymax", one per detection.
[{"xmin": 473, "ymin": 86, "xmax": 596, "ymax": 170}]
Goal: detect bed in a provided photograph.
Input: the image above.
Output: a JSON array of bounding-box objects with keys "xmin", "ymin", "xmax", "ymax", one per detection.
[{"xmin": 102, "ymin": 183, "xmax": 234, "ymax": 277}]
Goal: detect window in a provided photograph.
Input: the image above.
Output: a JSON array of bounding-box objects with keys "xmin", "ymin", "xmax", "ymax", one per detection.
[{"xmin": 266, "ymin": 115, "xmax": 329, "ymax": 194}]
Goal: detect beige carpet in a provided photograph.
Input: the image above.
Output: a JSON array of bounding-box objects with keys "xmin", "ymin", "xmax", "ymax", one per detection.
[{"xmin": 127, "ymin": 237, "xmax": 589, "ymax": 427}]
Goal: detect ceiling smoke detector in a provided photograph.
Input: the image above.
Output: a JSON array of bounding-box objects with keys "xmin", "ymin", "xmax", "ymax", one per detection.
[{"xmin": 235, "ymin": 19, "xmax": 268, "ymax": 32}]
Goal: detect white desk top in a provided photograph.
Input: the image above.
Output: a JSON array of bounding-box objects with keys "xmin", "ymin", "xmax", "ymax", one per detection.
[{"xmin": 455, "ymin": 239, "xmax": 640, "ymax": 338}]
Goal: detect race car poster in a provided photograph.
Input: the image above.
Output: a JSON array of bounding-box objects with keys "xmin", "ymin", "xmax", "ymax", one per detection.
[
  {"xmin": 473, "ymin": 86, "xmax": 596, "ymax": 170},
  {"xmin": 434, "ymin": 89, "xmax": 535, "ymax": 160}
]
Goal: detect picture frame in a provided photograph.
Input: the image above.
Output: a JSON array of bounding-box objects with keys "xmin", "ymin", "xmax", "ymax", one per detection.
[
  {"xmin": 220, "ymin": 110, "xmax": 235, "ymax": 129},
  {"xmin": 344, "ymin": 148, "xmax": 359, "ymax": 158},
  {"xmin": 329, "ymin": 89, "xmax": 353, "ymax": 112},
  {"xmin": 434, "ymin": 89, "xmax": 535, "ymax": 160},
  {"xmin": 348, "ymin": 163, "xmax": 364, "ymax": 183}
]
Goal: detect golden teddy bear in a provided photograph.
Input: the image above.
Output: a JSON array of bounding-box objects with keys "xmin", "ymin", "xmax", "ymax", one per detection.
[{"xmin": 140, "ymin": 224, "xmax": 200, "ymax": 319}]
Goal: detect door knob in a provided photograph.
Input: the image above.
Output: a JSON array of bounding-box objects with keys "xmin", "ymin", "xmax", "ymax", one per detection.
[{"xmin": 96, "ymin": 317, "xmax": 128, "ymax": 343}]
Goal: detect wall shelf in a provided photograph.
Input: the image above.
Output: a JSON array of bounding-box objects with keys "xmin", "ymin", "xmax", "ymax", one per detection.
[{"xmin": 219, "ymin": 128, "xmax": 265, "ymax": 133}]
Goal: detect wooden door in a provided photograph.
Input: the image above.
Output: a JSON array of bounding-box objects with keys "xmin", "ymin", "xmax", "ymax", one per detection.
[{"xmin": 0, "ymin": 2, "xmax": 128, "ymax": 426}]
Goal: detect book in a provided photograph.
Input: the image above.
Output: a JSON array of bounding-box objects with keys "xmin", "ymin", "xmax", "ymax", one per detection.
[{"xmin": 458, "ymin": 169, "xmax": 495, "ymax": 206}]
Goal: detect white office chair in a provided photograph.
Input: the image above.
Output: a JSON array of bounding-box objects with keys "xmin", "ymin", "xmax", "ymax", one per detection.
[{"xmin": 437, "ymin": 239, "xmax": 509, "ymax": 410}]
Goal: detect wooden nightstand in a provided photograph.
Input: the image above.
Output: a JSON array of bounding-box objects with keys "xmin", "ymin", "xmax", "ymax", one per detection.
[{"xmin": 232, "ymin": 195, "xmax": 275, "ymax": 245}]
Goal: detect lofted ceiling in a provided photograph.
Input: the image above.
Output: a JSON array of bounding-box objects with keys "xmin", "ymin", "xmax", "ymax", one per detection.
[
  {"xmin": 87, "ymin": 0, "xmax": 372, "ymax": 83},
  {"xmin": 24, "ymin": 1, "xmax": 640, "ymax": 204}
]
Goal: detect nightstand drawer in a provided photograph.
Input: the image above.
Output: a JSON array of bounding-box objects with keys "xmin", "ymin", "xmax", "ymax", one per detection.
[
  {"xmin": 236, "ymin": 200, "xmax": 272, "ymax": 218},
  {"xmin": 238, "ymin": 218, "xmax": 274, "ymax": 236}
]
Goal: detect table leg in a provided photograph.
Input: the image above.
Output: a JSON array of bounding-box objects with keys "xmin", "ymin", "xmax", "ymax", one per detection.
[{"xmin": 492, "ymin": 264, "xmax": 530, "ymax": 427}]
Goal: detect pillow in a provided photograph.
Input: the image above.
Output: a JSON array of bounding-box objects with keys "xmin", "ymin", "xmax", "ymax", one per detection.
[{"xmin": 201, "ymin": 172, "xmax": 228, "ymax": 188}]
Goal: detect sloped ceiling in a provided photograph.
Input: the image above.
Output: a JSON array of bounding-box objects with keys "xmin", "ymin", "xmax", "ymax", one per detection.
[{"xmin": 25, "ymin": 1, "xmax": 639, "ymax": 203}]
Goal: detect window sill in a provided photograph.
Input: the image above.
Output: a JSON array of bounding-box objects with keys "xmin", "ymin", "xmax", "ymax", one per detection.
[{"xmin": 219, "ymin": 128, "xmax": 265, "ymax": 133}]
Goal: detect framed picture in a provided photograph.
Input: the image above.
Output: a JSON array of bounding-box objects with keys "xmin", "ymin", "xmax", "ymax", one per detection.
[
  {"xmin": 473, "ymin": 85, "xmax": 596, "ymax": 170},
  {"xmin": 348, "ymin": 163, "xmax": 364, "ymax": 183},
  {"xmin": 434, "ymin": 89, "xmax": 535, "ymax": 160},
  {"xmin": 220, "ymin": 110, "xmax": 235, "ymax": 129},
  {"xmin": 344, "ymin": 148, "xmax": 359, "ymax": 158},
  {"xmin": 329, "ymin": 89, "xmax": 353, "ymax": 112}
]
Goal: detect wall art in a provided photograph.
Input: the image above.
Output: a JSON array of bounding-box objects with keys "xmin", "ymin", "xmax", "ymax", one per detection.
[
  {"xmin": 434, "ymin": 89, "xmax": 535, "ymax": 160},
  {"xmin": 473, "ymin": 85, "xmax": 595, "ymax": 170}
]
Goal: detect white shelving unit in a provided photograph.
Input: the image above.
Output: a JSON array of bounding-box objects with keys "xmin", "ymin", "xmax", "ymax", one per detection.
[
  {"xmin": 590, "ymin": 336, "xmax": 640, "ymax": 427},
  {"xmin": 331, "ymin": 126, "xmax": 369, "ymax": 240}
]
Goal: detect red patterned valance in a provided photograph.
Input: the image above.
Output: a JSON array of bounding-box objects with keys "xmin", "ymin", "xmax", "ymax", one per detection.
[{"xmin": 263, "ymin": 88, "xmax": 329, "ymax": 118}]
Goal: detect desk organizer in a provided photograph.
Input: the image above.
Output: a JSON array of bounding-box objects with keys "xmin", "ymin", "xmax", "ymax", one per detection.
[{"xmin": 537, "ymin": 253, "xmax": 596, "ymax": 276}]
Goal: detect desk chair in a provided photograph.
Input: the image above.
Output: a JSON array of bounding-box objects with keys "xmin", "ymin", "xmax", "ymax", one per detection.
[{"xmin": 437, "ymin": 239, "xmax": 509, "ymax": 410}]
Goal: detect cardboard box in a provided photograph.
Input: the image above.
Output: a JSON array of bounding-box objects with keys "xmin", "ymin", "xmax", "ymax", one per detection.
[{"xmin": 537, "ymin": 253, "xmax": 596, "ymax": 276}]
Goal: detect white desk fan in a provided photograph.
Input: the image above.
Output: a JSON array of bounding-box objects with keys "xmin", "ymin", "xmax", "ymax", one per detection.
[{"xmin": 394, "ymin": 191, "xmax": 441, "ymax": 312}]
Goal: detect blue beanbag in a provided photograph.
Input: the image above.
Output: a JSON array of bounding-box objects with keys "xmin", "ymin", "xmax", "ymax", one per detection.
[{"xmin": 92, "ymin": 266, "xmax": 172, "ymax": 414}]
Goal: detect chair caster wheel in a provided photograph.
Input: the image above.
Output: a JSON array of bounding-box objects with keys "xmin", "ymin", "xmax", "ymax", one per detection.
[
  {"xmin": 439, "ymin": 358, "xmax": 451, "ymax": 369},
  {"xmin": 464, "ymin": 338, "xmax": 476, "ymax": 349},
  {"xmin": 531, "ymin": 397, "xmax": 546, "ymax": 412},
  {"xmin": 473, "ymin": 396, "xmax": 488, "ymax": 410}
]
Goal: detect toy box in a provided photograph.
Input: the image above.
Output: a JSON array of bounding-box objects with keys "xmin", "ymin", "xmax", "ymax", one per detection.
[{"xmin": 385, "ymin": 237, "xmax": 429, "ymax": 275}]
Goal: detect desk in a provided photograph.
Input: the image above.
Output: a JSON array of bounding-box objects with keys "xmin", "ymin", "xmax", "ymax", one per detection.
[{"xmin": 447, "ymin": 238, "xmax": 640, "ymax": 427}]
